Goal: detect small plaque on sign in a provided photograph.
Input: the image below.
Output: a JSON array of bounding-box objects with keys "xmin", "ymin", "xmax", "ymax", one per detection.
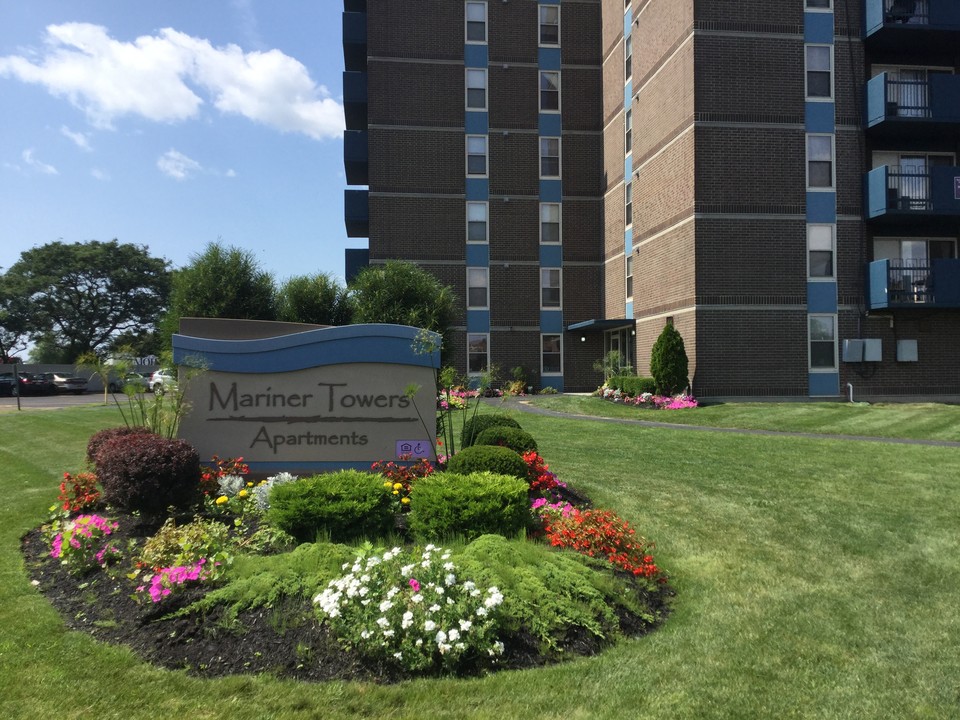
[
  {"xmin": 396, "ymin": 440, "xmax": 431, "ymax": 459},
  {"xmin": 955, "ymin": 176, "xmax": 960, "ymax": 200}
]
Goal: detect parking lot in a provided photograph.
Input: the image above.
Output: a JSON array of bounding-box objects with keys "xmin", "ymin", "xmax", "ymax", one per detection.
[{"xmin": 0, "ymin": 392, "xmax": 114, "ymax": 411}]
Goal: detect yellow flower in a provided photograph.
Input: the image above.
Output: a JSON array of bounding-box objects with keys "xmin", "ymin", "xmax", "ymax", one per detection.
[
  {"xmin": 393, "ymin": 482, "xmax": 403, "ymax": 490},
  {"xmin": 401, "ymin": 497, "xmax": 411, "ymax": 505},
  {"xmin": 238, "ymin": 489, "xmax": 249, "ymax": 498},
  {"xmin": 384, "ymin": 481, "xmax": 392, "ymax": 488},
  {"xmin": 246, "ymin": 481, "xmax": 254, "ymax": 487},
  {"xmin": 215, "ymin": 496, "xmax": 229, "ymax": 505},
  {"xmin": 393, "ymin": 490, "xmax": 400, "ymax": 495}
]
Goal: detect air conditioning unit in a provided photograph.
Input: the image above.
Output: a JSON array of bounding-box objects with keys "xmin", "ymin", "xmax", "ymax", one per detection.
[{"xmin": 842, "ymin": 339, "xmax": 864, "ymax": 362}]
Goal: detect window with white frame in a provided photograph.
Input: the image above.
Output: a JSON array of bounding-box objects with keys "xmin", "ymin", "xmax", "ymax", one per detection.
[
  {"xmin": 624, "ymin": 35, "xmax": 632, "ymax": 81},
  {"xmin": 625, "ymin": 181, "xmax": 633, "ymax": 226},
  {"xmin": 465, "ymin": 2, "xmax": 487, "ymax": 43},
  {"xmin": 809, "ymin": 315, "xmax": 837, "ymax": 370},
  {"xmin": 466, "ymin": 267, "xmax": 489, "ymax": 309},
  {"xmin": 808, "ymin": 224, "xmax": 835, "ymax": 278},
  {"xmin": 542, "ymin": 334, "xmax": 562, "ymax": 375},
  {"xmin": 805, "ymin": 45, "xmax": 833, "ymax": 99},
  {"xmin": 626, "ymin": 255, "xmax": 634, "ymax": 299},
  {"xmin": 540, "ymin": 203, "xmax": 561, "ymax": 244},
  {"xmin": 466, "ymin": 68, "xmax": 487, "ymax": 110},
  {"xmin": 540, "ymin": 71, "xmax": 560, "ymax": 112},
  {"xmin": 625, "ymin": 108, "xmax": 633, "ymax": 154},
  {"xmin": 466, "ymin": 135, "xmax": 487, "ymax": 176},
  {"xmin": 806, "ymin": 134, "xmax": 834, "ymax": 189},
  {"xmin": 539, "ymin": 5, "xmax": 559, "ymax": 45},
  {"xmin": 541, "ymin": 267, "xmax": 561, "ymax": 308},
  {"xmin": 467, "ymin": 333, "xmax": 489, "ymax": 374},
  {"xmin": 540, "ymin": 137, "xmax": 560, "ymax": 178},
  {"xmin": 467, "ymin": 202, "xmax": 488, "ymax": 243}
]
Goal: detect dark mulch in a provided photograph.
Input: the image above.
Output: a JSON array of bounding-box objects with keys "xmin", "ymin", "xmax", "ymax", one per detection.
[{"xmin": 21, "ymin": 489, "xmax": 672, "ymax": 684}]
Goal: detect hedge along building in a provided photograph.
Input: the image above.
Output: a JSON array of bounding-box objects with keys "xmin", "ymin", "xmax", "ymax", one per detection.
[
  {"xmin": 342, "ymin": 0, "xmax": 960, "ymax": 400},
  {"xmin": 173, "ymin": 319, "xmax": 441, "ymax": 475}
]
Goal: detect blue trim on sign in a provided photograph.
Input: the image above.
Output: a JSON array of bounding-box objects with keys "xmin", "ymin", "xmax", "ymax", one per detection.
[
  {"xmin": 466, "ymin": 243, "xmax": 489, "ymax": 266},
  {"xmin": 538, "ymin": 47, "xmax": 561, "ymax": 70},
  {"xmin": 541, "ymin": 311, "xmax": 564, "ymax": 333},
  {"xmin": 464, "ymin": 44, "xmax": 488, "ymax": 68},
  {"xmin": 807, "ymin": 281, "xmax": 838, "ymax": 313},
  {"xmin": 805, "ymin": 102, "xmax": 835, "ymax": 133},
  {"xmin": 465, "ymin": 112, "xmax": 489, "ymax": 135},
  {"xmin": 804, "ymin": 13, "xmax": 834, "ymax": 43},
  {"xmin": 466, "ymin": 178, "xmax": 489, "ymax": 200},
  {"xmin": 806, "ymin": 191, "xmax": 836, "ymax": 222},
  {"xmin": 808, "ymin": 372, "xmax": 840, "ymax": 397},
  {"xmin": 173, "ymin": 324, "xmax": 441, "ymax": 372},
  {"xmin": 539, "ymin": 243, "xmax": 562, "ymax": 267},
  {"xmin": 466, "ymin": 309, "xmax": 491, "ymax": 333},
  {"xmin": 539, "ymin": 113, "xmax": 562, "ymax": 136},
  {"xmin": 540, "ymin": 179, "xmax": 562, "ymax": 201}
]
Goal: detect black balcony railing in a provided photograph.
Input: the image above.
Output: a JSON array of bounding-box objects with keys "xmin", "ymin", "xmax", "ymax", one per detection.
[
  {"xmin": 883, "ymin": 166, "xmax": 931, "ymax": 211},
  {"xmin": 868, "ymin": 257, "xmax": 960, "ymax": 308},
  {"xmin": 884, "ymin": 0, "xmax": 929, "ymax": 24},
  {"xmin": 884, "ymin": 79, "xmax": 930, "ymax": 118}
]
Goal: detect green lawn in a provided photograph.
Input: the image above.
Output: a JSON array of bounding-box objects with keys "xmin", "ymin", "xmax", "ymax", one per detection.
[{"xmin": 2, "ymin": 403, "xmax": 960, "ymax": 719}]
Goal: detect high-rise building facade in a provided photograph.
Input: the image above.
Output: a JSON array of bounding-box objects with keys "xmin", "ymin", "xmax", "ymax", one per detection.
[{"xmin": 344, "ymin": 0, "xmax": 960, "ymax": 399}]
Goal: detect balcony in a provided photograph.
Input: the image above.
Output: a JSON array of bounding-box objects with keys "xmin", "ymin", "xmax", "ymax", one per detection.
[
  {"xmin": 868, "ymin": 258, "xmax": 960, "ymax": 309},
  {"xmin": 865, "ymin": 165, "xmax": 960, "ymax": 225},
  {"xmin": 865, "ymin": 0, "xmax": 960, "ymax": 53},
  {"xmin": 344, "ymin": 189, "xmax": 369, "ymax": 238},
  {"xmin": 343, "ymin": 130, "xmax": 368, "ymax": 186},
  {"xmin": 866, "ymin": 73, "xmax": 960, "ymax": 139},
  {"xmin": 343, "ymin": 71, "xmax": 367, "ymax": 131},
  {"xmin": 342, "ymin": 11, "xmax": 367, "ymax": 72}
]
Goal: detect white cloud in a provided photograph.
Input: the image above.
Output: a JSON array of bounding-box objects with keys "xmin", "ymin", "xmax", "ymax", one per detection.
[
  {"xmin": 61, "ymin": 125, "xmax": 92, "ymax": 151},
  {"xmin": 22, "ymin": 149, "xmax": 58, "ymax": 175},
  {"xmin": 0, "ymin": 23, "xmax": 344, "ymax": 140},
  {"xmin": 157, "ymin": 149, "xmax": 201, "ymax": 180},
  {"xmin": 225, "ymin": 168, "xmax": 237, "ymax": 178},
  {"xmin": 90, "ymin": 168, "xmax": 110, "ymax": 181}
]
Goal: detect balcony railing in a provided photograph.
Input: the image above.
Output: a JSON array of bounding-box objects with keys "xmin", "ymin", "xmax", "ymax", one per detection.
[
  {"xmin": 343, "ymin": 130, "xmax": 368, "ymax": 186},
  {"xmin": 344, "ymin": 189, "xmax": 369, "ymax": 238},
  {"xmin": 343, "ymin": 71, "xmax": 368, "ymax": 131},
  {"xmin": 868, "ymin": 257, "xmax": 960, "ymax": 309},
  {"xmin": 865, "ymin": 0, "xmax": 960, "ymax": 49},
  {"xmin": 342, "ymin": 11, "xmax": 367, "ymax": 72},
  {"xmin": 866, "ymin": 73, "xmax": 960, "ymax": 129},
  {"xmin": 866, "ymin": 165, "xmax": 960, "ymax": 219}
]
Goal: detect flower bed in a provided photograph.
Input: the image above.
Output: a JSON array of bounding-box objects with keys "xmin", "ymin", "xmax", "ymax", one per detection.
[{"xmin": 597, "ymin": 385, "xmax": 698, "ymax": 409}]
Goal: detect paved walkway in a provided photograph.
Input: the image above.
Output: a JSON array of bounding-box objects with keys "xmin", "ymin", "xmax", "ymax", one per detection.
[{"xmin": 493, "ymin": 396, "xmax": 960, "ymax": 449}]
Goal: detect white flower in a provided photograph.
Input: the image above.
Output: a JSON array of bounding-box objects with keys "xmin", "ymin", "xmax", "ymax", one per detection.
[
  {"xmin": 400, "ymin": 564, "xmax": 415, "ymax": 576},
  {"xmin": 424, "ymin": 620, "xmax": 436, "ymax": 632},
  {"xmin": 436, "ymin": 630, "xmax": 447, "ymax": 644},
  {"xmin": 463, "ymin": 580, "xmax": 476, "ymax": 592},
  {"xmin": 386, "ymin": 586, "xmax": 400, "ymax": 599},
  {"xmin": 424, "ymin": 544, "xmax": 437, "ymax": 553},
  {"xmin": 379, "ymin": 599, "xmax": 394, "ymax": 612},
  {"xmin": 359, "ymin": 586, "xmax": 369, "ymax": 597},
  {"xmin": 441, "ymin": 552, "xmax": 451, "ymax": 560},
  {"xmin": 383, "ymin": 629, "xmax": 395, "ymax": 638},
  {"xmin": 401, "ymin": 611, "xmax": 414, "ymax": 629},
  {"xmin": 445, "ymin": 573, "xmax": 456, "ymax": 586},
  {"xmin": 421, "ymin": 559, "xmax": 431, "ymax": 568},
  {"xmin": 415, "ymin": 638, "xmax": 423, "ymax": 647},
  {"xmin": 360, "ymin": 630, "xmax": 372, "ymax": 639},
  {"xmin": 448, "ymin": 628, "xmax": 460, "ymax": 642},
  {"xmin": 488, "ymin": 641, "xmax": 505, "ymax": 656},
  {"xmin": 446, "ymin": 598, "xmax": 454, "ymax": 605},
  {"xmin": 443, "ymin": 562, "xmax": 455, "ymax": 571},
  {"xmin": 435, "ymin": 586, "xmax": 445, "ymax": 595},
  {"xmin": 438, "ymin": 643, "xmax": 452, "ymax": 654},
  {"xmin": 476, "ymin": 607, "xmax": 488, "ymax": 617},
  {"xmin": 376, "ymin": 616, "xmax": 390, "ymax": 628},
  {"xmin": 429, "ymin": 604, "xmax": 440, "ymax": 613},
  {"xmin": 459, "ymin": 619, "xmax": 472, "ymax": 632},
  {"xmin": 411, "ymin": 593, "xmax": 423, "ymax": 603},
  {"xmin": 393, "ymin": 652, "xmax": 403, "ymax": 660}
]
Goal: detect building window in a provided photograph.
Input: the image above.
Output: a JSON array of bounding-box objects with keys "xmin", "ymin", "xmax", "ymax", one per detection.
[
  {"xmin": 805, "ymin": 45, "xmax": 833, "ymax": 99},
  {"xmin": 806, "ymin": 134, "xmax": 834, "ymax": 189},
  {"xmin": 805, "ymin": 0, "xmax": 831, "ymax": 9},
  {"xmin": 624, "ymin": 35, "xmax": 632, "ymax": 81},
  {"xmin": 466, "ymin": 202, "xmax": 488, "ymax": 243},
  {"xmin": 465, "ymin": 2, "xmax": 487, "ymax": 43},
  {"xmin": 467, "ymin": 333, "xmax": 489, "ymax": 374},
  {"xmin": 625, "ymin": 108, "xmax": 632, "ymax": 154},
  {"xmin": 626, "ymin": 255, "xmax": 633, "ymax": 299},
  {"xmin": 466, "ymin": 135, "xmax": 487, "ymax": 176},
  {"xmin": 542, "ymin": 334, "xmax": 562, "ymax": 375},
  {"xmin": 809, "ymin": 315, "xmax": 837, "ymax": 370},
  {"xmin": 625, "ymin": 181, "xmax": 633, "ymax": 226},
  {"xmin": 540, "ymin": 71, "xmax": 560, "ymax": 112},
  {"xmin": 540, "ymin": 137, "xmax": 560, "ymax": 178},
  {"xmin": 539, "ymin": 5, "xmax": 559, "ymax": 46},
  {"xmin": 541, "ymin": 268, "xmax": 561, "ymax": 308},
  {"xmin": 467, "ymin": 267, "xmax": 489, "ymax": 309},
  {"xmin": 540, "ymin": 203, "xmax": 561, "ymax": 244},
  {"xmin": 466, "ymin": 69, "xmax": 487, "ymax": 110},
  {"xmin": 808, "ymin": 224, "xmax": 835, "ymax": 279}
]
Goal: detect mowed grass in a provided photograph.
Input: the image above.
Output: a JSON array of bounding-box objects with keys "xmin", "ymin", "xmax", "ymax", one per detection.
[{"xmin": 2, "ymin": 403, "xmax": 960, "ymax": 719}]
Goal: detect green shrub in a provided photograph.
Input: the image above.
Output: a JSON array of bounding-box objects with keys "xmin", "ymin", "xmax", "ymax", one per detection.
[
  {"xmin": 137, "ymin": 516, "xmax": 233, "ymax": 574},
  {"xmin": 609, "ymin": 375, "xmax": 657, "ymax": 396},
  {"xmin": 97, "ymin": 434, "xmax": 200, "ymax": 515},
  {"xmin": 267, "ymin": 471, "xmax": 394, "ymax": 544},
  {"xmin": 461, "ymin": 414, "xmax": 521, "ymax": 448},
  {"xmin": 446, "ymin": 444, "xmax": 527, "ymax": 479},
  {"xmin": 407, "ymin": 471, "xmax": 530, "ymax": 542},
  {"xmin": 87, "ymin": 426, "xmax": 156, "ymax": 466},
  {"xmin": 473, "ymin": 426, "xmax": 538, "ymax": 454},
  {"xmin": 650, "ymin": 323, "xmax": 689, "ymax": 395}
]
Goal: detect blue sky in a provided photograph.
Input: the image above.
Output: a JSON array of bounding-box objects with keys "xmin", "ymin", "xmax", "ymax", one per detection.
[{"xmin": 0, "ymin": 1, "xmax": 357, "ymax": 284}]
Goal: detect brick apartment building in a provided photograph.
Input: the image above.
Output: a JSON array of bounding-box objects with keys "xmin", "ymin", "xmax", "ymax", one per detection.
[{"xmin": 342, "ymin": 0, "xmax": 960, "ymax": 399}]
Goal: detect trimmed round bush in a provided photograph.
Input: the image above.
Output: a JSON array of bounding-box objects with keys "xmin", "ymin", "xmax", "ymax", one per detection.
[
  {"xmin": 87, "ymin": 426, "xmax": 157, "ymax": 466},
  {"xmin": 473, "ymin": 426, "xmax": 538, "ymax": 454},
  {"xmin": 609, "ymin": 376, "xmax": 657, "ymax": 396},
  {"xmin": 460, "ymin": 414, "xmax": 522, "ymax": 448},
  {"xmin": 97, "ymin": 434, "xmax": 201, "ymax": 515},
  {"xmin": 446, "ymin": 444, "xmax": 527, "ymax": 479},
  {"xmin": 650, "ymin": 323, "xmax": 689, "ymax": 395}
]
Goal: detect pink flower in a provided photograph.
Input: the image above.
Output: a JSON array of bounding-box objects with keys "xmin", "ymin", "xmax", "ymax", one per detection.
[{"xmin": 408, "ymin": 578, "xmax": 421, "ymax": 593}]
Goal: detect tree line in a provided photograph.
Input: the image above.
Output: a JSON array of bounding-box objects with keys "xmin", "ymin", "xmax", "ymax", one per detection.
[{"xmin": 0, "ymin": 240, "xmax": 456, "ymax": 364}]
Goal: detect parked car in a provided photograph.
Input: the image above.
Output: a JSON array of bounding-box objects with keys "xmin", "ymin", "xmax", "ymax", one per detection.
[
  {"xmin": 37, "ymin": 372, "xmax": 88, "ymax": 395},
  {"xmin": 0, "ymin": 373, "xmax": 14, "ymax": 397},
  {"xmin": 149, "ymin": 369, "xmax": 178, "ymax": 395},
  {"xmin": 7, "ymin": 372, "xmax": 57, "ymax": 396},
  {"xmin": 108, "ymin": 372, "xmax": 149, "ymax": 393}
]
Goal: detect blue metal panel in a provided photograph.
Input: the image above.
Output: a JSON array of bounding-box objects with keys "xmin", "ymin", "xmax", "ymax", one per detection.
[
  {"xmin": 624, "ymin": 154, "xmax": 632, "ymax": 176},
  {"xmin": 466, "ymin": 310, "xmax": 491, "ymax": 333},
  {"xmin": 624, "ymin": 80, "xmax": 632, "ymax": 108},
  {"xmin": 865, "ymin": 166, "xmax": 888, "ymax": 218},
  {"xmin": 466, "ymin": 178, "xmax": 489, "ymax": 200},
  {"xmin": 539, "ymin": 113, "xmax": 562, "ymax": 136},
  {"xmin": 931, "ymin": 74, "xmax": 960, "ymax": 122},
  {"xmin": 805, "ymin": 102, "xmax": 835, "ymax": 133},
  {"xmin": 538, "ymin": 47, "xmax": 561, "ymax": 70},
  {"xmin": 868, "ymin": 260, "xmax": 891, "ymax": 309},
  {"xmin": 344, "ymin": 248, "xmax": 369, "ymax": 284},
  {"xmin": 624, "ymin": 11, "xmax": 632, "ymax": 38},
  {"xmin": 624, "ymin": 229, "xmax": 632, "ymax": 252},
  {"xmin": 930, "ymin": 0, "xmax": 960, "ymax": 26},
  {"xmin": 932, "ymin": 259, "xmax": 960, "ymax": 306},
  {"xmin": 540, "ymin": 311, "xmax": 564, "ymax": 333},
  {"xmin": 864, "ymin": 0, "xmax": 884, "ymax": 35},
  {"xmin": 464, "ymin": 44, "xmax": 488, "ymax": 68},
  {"xmin": 540, "ymin": 179, "xmax": 562, "ymax": 202},
  {"xmin": 804, "ymin": 12, "xmax": 834, "ymax": 43},
  {"xmin": 930, "ymin": 165, "xmax": 960, "ymax": 214},
  {"xmin": 466, "ymin": 243, "xmax": 489, "ymax": 266},
  {"xmin": 465, "ymin": 112, "xmax": 489, "ymax": 135},
  {"xmin": 539, "ymin": 243, "xmax": 562, "ymax": 267},
  {"xmin": 625, "ymin": 300, "xmax": 633, "ymax": 318},
  {"xmin": 865, "ymin": 74, "xmax": 887, "ymax": 127},
  {"xmin": 806, "ymin": 191, "xmax": 836, "ymax": 222},
  {"xmin": 173, "ymin": 325, "xmax": 442, "ymax": 372},
  {"xmin": 807, "ymin": 281, "xmax": 837, "ymax": 313},
  {"xmin": 344, "ymin": 189, "xmax": 369, "ymax": 237},
  {"xmin": 541, "ymin": 376, "xmax": 564, "ymax": 392},
  {"xmin": 808, "ymin": 372, "xmax": 840, "ymax": 397},
  {"xmin": 342, "ymin": 71, "xmax": 367, "ymax": 130},
  {"xmin": 343, "ymin": 130, "xmax": 368, "ymax": 186},
  {"xmin": 342, "ymin": 12, "xmax": 367, "ymax": 72}
]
